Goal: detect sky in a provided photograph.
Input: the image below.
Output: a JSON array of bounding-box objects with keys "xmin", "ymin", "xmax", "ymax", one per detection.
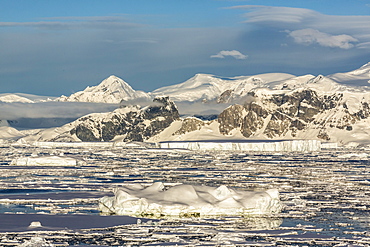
[{"xmin": 1, "ymin": 0, "xmax": 370, "ymax": 96}]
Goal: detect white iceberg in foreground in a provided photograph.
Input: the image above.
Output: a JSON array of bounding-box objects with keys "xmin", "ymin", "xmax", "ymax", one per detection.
[{"xmin": 99, "ymin": 182, "xmax": 282, "ymax": 217}]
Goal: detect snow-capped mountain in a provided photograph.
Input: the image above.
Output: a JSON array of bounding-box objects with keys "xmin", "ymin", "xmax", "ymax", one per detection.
[
  {"xmin": 57, "ymin": 75, "xmax": 150, "ymax": 103},
  {"xmin": 152, "ymin": 73, "xmax": 295, "ymax": 102},
  {"xmin": 52, "ymin": 62, "xmax": 370, "ymax": 105},
  {"xmin": 6, "ymin": 62, "xmax": 370, "ymax": 147},
  {"xmin": 20, "ymin": 97, "xmax": 179, "ymax": 143}
]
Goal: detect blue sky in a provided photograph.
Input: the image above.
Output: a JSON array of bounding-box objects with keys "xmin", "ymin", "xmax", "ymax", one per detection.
[{"xmin": 1, "ymin": 0, "xmax": 370, "ymax": 96}]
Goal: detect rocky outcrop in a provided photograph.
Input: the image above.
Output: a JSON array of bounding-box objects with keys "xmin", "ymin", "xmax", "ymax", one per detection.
[
  {"xmin": 218, "ymin": 88, "xmax": 370, "ymax": 141},
  {"xmin": 173, "ymin": 117, "xmax": 205, "ymax": 135},
  {"xmin": 50, "ymin": 97, "xmax": 179, "ymax": 142}
]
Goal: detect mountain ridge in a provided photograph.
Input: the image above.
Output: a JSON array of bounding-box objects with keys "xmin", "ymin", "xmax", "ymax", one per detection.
[{"xmin": 5, "ymin": 62, "xmax": 370, "ymax": 147}]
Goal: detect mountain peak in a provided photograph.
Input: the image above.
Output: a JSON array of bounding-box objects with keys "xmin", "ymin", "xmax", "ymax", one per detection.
[
  {"xmin": 57, "ymin": 75, "xmax": 149, "ymax": 103},
  {"xmin": 97, "ymin": 75, "xmax": 134, "ymax": 92},
  {"xmin": 103, "ymin": 75, "xmax": 124, "ymax": 84}
]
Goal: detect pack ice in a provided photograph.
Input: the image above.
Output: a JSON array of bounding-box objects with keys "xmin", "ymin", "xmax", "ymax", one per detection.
[{"xmin": 99, "ymin": 182, "xmax": 282, "ymax": 217}]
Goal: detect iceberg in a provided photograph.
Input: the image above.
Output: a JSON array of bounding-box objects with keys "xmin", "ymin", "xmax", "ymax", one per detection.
[
  {"xmin": 99, "ymin": 182, "xmax": 282, "ymax": 217},
  {"xmin": 11, "ymin": 156, "xmax": 85, "ymax": 166},
  {"xmin": 159, "ymin": 140, "xmax": 321, "ymax": 152}
]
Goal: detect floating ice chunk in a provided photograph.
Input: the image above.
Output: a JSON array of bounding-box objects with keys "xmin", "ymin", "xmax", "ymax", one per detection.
[
  {"xmin": 99, "ymin": 183, "xmax": 282, "ymax": 217},
  {"xmin": 20, "ymin": 236, "xmax": 52, "ymax": 247},
  {"xmin": 11, "ymin": 156, "xmax": 86, "ymax": 166},
  {"xmin": 338, "ymin": 152, "xmax": 368, "ymax": 160},
  {"xmin": 28, "ymin": 221, "xmax": 42, "ymax": 228}
]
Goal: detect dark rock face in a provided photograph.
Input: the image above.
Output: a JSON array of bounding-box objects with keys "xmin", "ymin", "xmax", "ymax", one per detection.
[
  {"xmin": 218, "ymin": 104, "xmax": 245, "ymax": 135},
  {"xmin": 174, "ymin": 117, "xmax": 205, "ymax": 135},
  {"xmin": 217, "ymin": 88, "xmax": 370, "ymax": 140},
  {"xmin": 67, "ymin": 97, "xmax": 180, "ymax": 142},
  {"xmin": 217, "ymin": 90, "xmax": 234, "ymax": 103}
]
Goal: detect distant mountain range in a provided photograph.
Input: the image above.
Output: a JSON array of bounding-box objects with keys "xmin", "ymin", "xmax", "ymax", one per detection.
[
  {"xmin": 2, "ymin": 62, "xmax": 370, "ymax": 104},
  {"xmin": 2, "ymin": 62, "xmax": 370, "ymax": 147}
]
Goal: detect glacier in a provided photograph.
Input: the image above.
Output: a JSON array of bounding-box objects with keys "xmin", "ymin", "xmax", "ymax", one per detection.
[
  {"xmin": 159, "ymin": 140, "xmax": 322, "ymax": 152},
  {"xmin": 99, "ymin": 182, "xmax": 282, "ymax": 217}
]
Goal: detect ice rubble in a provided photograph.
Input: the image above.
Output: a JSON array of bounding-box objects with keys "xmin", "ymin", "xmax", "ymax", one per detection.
[
  {"xmin": 99, "ymin": 182, "xmax": 282, "ymax": 217},
  {"xmin": 159, "ymin": 140, "xmax": 321, "ymax": 152}
]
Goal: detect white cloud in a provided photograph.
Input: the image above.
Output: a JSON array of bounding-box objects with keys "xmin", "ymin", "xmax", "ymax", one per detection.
[
  {"xmin": 211, "ymin": 50, "xmax": 248, "ymax": 59},
  {"xmin": 288, "ymin": 28, "xmax": 358, "ymax": 49}
]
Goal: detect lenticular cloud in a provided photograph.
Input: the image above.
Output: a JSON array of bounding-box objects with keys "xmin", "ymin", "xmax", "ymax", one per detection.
[
  {"xmin": 288, "ymin": 28, "xmax": 358, "ymax": 49},
  {"xmin": 99, "ymin": 182, "xmax": 282, "ymax": 217},
  {"xmin": 210, "ymin": 50, "xmax": 248, "ymax": 59}
]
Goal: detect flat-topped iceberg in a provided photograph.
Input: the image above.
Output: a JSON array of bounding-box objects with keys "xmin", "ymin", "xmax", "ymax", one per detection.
[
  {"xmin": 99, "ymin": 182, "xmax": 282, "ymax": 217},
  {"xmin": 11, "ymin": 156, "xmax": 85, "ymax": 166}
]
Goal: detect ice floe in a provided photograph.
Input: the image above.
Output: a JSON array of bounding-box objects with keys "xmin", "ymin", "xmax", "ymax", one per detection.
[{"xmin": 99, "ymin": 182, "xmax": 282, "ymax": 217}]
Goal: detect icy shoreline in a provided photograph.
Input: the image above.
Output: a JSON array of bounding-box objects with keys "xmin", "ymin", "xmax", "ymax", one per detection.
[
  {"xmin": 19, "ymin": 139, "xmax": 328, "ymax": 152},
  {"xmin": 159, "ymin": 139, "xmax": 322, "ymax": 152}
]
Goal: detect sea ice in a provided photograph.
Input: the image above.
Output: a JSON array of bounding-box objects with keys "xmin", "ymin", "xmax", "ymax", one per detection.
[{"xmin": 99, "ymin": 182, "xmax": 282, "ymax": 217}]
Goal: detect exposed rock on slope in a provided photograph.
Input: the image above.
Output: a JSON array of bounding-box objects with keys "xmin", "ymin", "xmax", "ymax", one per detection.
[
  {"xmin": 173, "ymin": 117, "xmax": 205, "ymax": 136},
  {"xmin": 23, "ymin": 97, "xmax": 179, "ymax": 142},
  {"xmin": 218, "ymin": 87, "xmax": 370, "ymax": 144}
]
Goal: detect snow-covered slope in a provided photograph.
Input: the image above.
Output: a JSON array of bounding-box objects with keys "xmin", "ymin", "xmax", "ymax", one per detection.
[
  {"xmin": 0, "ymin": 94, "xmax": 35, "ymax": 103},
  {"xmin": 57, "ymin": 75, "xmax": 150, "ymax": 103},
  {"xmin": 329, "ymin": 62, "xmax": 370, "ymax": 87},
  {"xmin": 152, "ymin": 73, "xmax": 295, "ymax": 102},
  {"xmin": 0, "ymin": 119, "xmax": 23, "ymax": 140},
  {"xmin": 0, "ymin": 93, "xmax": 55, "ymax": 103},
  {"xmin": 0, "ymin": 126, "xmax": 24, "ymax": 142}
]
